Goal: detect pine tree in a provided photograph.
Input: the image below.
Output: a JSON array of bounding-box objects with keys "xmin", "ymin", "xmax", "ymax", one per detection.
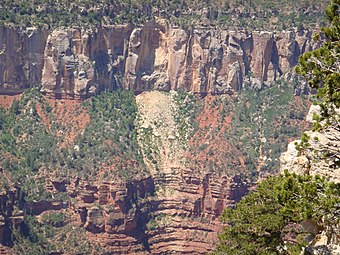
[
  {"xmin": 215, "ymin": 1, "xmax": 340, "ymax": 254},
  {"xmin": 295, "ymin": 0, "xmax": 340, "ymax": 125},
  {"xmin": 214, "ymin": 172, "xmax": 340, "ymax": 255}
]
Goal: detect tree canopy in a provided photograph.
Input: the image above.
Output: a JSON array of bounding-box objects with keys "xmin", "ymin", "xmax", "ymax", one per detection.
[
  {"xmin": 0, "ymin": 0, "xmax": 326, "ymax": 29},
  {"xmin": 296, "ymin": 0, "xmax": 340, "ymax": 126},
  {"xmin": 214, "ymin": 172, "xmax": 340, "ymax": 255}
]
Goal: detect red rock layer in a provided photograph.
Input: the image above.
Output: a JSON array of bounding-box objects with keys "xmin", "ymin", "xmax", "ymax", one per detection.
[{"xmin": 0, "ymin": 171, "xmax": 251, "ymax": 254}]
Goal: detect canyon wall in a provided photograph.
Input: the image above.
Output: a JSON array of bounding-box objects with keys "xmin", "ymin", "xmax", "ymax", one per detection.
[
  {"xmin": 0, "ymin": 27, "xmax": 49, "ymax": 93},
  {"xmin": 0, "ymin": 22, "xmax": 321, "ymax": 254},
  {"xmin": 0, "ymin": 23, "xmax": 320, "ymax": 97},
  {"xmin": 0, "ymin": 171, "xmax": 250, "ymax": 254}
]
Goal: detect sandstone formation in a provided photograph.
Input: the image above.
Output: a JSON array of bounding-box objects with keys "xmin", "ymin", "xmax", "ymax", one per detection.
[
  {"xmin": 41, "ymin": 25, "xmax": 133, "ymax": 98},
  {"xmin": 0, "ymin": 23, "xmax": 320, "ymax": 97}
]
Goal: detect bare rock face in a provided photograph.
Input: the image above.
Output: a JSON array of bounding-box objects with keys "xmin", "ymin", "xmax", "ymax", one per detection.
[
  {"xmin": 280, "ymin": 106, "xmax": 340, "ymax": 183},
  {"xmin": 41, "ymin": 25, "xmax": 133, "ymax": 98},
  {"xmin": 125, "ymin": 27, "xmax": 318, "ymax": 94},
  {"xmin": 57, "ymin": 174, "xmax": 248, "ymax": 254},
  {"xmin": 305, "ymin": 243, "xmax": 340, "ymax": 255},
  {"xmin": 0, "ymin": 24, "xmax": 319, "ymax": 97},
  {"xmin": 0, "ymin": 171, "xmax": 249, "ymax": 254},
  {"xmin": 73, "ymin": 172, "xmax": 250, "ymax": 254},
  {"xmin": 85, "ymin": 206, "xmax": 105, "ymax": 232},
  {"xmin": 0, "ymin": 27, "xmax": 48, "ymax": 93},
  {"xmin": 144, "ymin": 170, "xmax": 251, "ymax": 254},
  {"xmin": 280, "ymin": 127, "xmax": 340, "ymax": 183},
  {"xmin": 280, "ymin": 105, "xmax": 340, "ymax": 254}
]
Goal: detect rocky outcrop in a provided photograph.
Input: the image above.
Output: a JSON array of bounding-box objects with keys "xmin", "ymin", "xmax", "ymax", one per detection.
[
  {"xmin": 280, "ymin": 105, "xmax": 340, "ymax": 255},
  {"xmin": 304, "ymin": 235, "xmax": 340, "ymax": 255},
  {"xmin": 0, "ymin": 168, "xmax": 250, "ymax": 254},
  {"xmin": 41, "ymin": 25, "xmax": 133, "ymax": 98},
  {"xmin": 280, "ymin": 105, "xmax": 340, "ymax": 183},
  {"xmin": 145, "ymin": 170, "xmax": 251, "ymax": 254},
  {"xmin": 0, "ymin": 172, "xmax": 247, "ymax": 254},
  {"xmin": 0, "ymin": 23, "xmax": 320, "ymax": 97}
]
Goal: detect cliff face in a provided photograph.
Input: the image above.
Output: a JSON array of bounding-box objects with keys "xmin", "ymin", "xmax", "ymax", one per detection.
[
  {"xmin": 0, "ymin": 170, "xmax": 249, "ymax": 254},
  {"xmin": 41, "ymin": 25, "xmax": 133, "ymax": 98},
  {"xmin": 280, "ymin": 105, "xmax": 340, "ymax": 184},
  {"xmin": 0, "ymin": 22, "xmax": 319, "ymax": 254},
  {"xmin": 0, "ymin": 23, "xmax": 320, "ymax": 97},
  {"xmin": 0, "ymin": 27, "xmax": 49, "ymax": 93},
  {"xmin": 280, "ymin": 106, "xmax": 340, "ymax": 255}
]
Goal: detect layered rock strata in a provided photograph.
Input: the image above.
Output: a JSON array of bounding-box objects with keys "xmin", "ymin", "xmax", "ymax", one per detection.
[
  {"xmin": 131, "ymin": 91, "xmax": 253, "ymax": 253},
  {"xmin": 0, "ymin": 23, "xmax": 320, "ymax": 97},
  {"xmin": 0, "ymin": 90, "xmax": 255, "ymax": 254},
  {"xmin": 0, "ymin": 173, "xmax": 250, "ymax": 254}
]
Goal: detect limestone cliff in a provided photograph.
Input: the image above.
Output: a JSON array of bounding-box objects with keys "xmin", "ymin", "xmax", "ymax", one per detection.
[{"xmin": 0, "ymin": 23, "xmax": 320, "ymax": 97}]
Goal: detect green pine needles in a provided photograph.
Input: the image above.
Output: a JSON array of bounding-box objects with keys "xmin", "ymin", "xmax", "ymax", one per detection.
[
  {"xmin": 295, "ymin": 0, "xmax": 340, "ymax": 128},
  {"xmin": 294, "ymin": 132, "xmax": 311, "ymax": 155},
  {"xmin": 214, "ymin": 172, "xmax": 340, "ymax": 255}
]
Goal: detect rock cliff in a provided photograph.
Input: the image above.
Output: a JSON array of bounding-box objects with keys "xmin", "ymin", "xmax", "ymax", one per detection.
[
  {"xmin": 0, "ymin": 23, "xmax": 320, "ymax": 97},
  {"xmin": 280, "ymin": 105, "xmax": 340, "ymax": 184},
  {"xmin": 0, "ymin": 170, "xmax": 250, "ymax": 254},
  {"xmin": 0, "ymin": 27, "xmax": 49, "ymax": 93},
  {"xmin": 280, "ymin": 105, "xmax": 340, "ymax": 255},
  {"xmin": 0, "ymin": 21, "xmax": 322, "ymax": 254}
]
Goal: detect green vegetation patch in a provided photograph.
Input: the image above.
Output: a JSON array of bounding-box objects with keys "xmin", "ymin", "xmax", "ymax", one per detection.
[
  {"xmin": 72, "ymin": 89, "xmax": 147, "ymax": 180},
  {"xmin": 214, "ymin": 172, "xmax": 340, "ymax": 255},
  {"xmin": 0, "ymin": 0, "xmax": 326, "ymax": 29},
  {"xmin": 13, "ymin": 214, "xmax": 105, "ymax": 255},
  {"xmin": 189, "ymin": 78, "xmax": 310, "ymax": 180},
  {"xmin": 173, "ymin": 89, "xmax": 201, "ymax": 146}
]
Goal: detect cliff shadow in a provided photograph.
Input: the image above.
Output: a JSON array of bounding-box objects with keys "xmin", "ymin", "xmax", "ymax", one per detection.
[
  {"xmin": 125, "ymin": 177, "xmax": 156, "ymax": 252},
  {"xmin": 136, "ymin": 26, "xmax": 161, "ymax": 91},
  {"xmin": 271, "ymin": 40, "xmax": 283, "ymax": 81}
]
